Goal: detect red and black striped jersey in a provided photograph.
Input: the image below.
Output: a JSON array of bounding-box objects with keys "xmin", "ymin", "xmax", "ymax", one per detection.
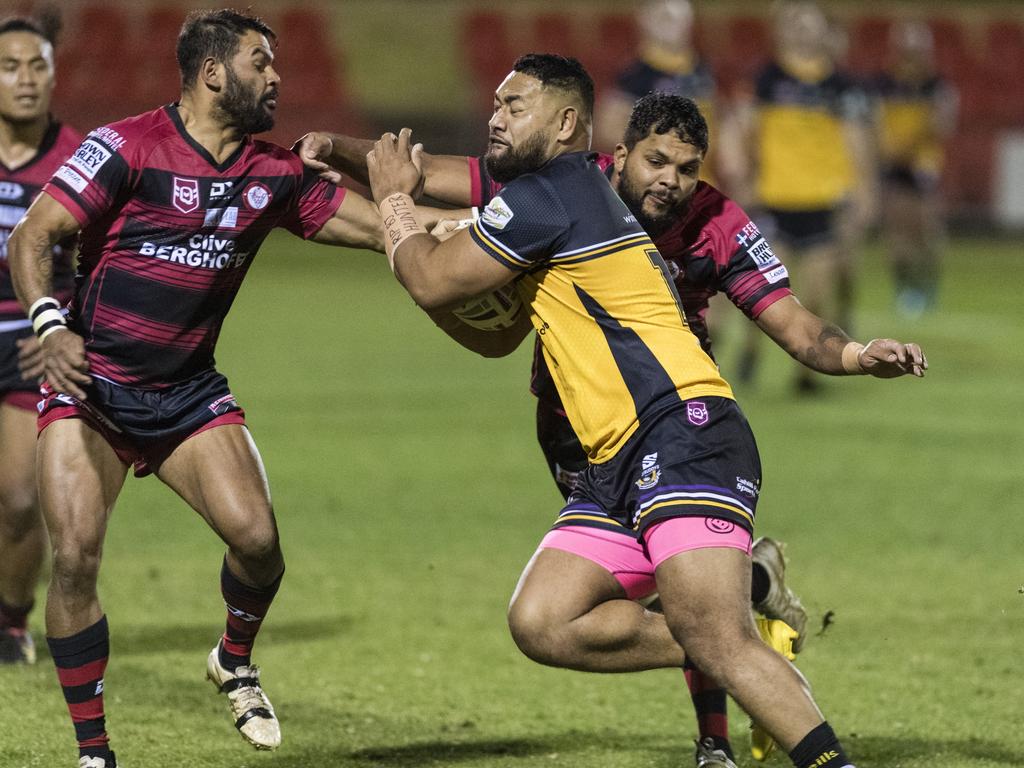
[
  {"xmin": 0, "ymin": 121, "xmax": 80, "ymax": 326},
  {"xmin": 43, "ymin": 105, "xmax": 346, "ymax": 388}
]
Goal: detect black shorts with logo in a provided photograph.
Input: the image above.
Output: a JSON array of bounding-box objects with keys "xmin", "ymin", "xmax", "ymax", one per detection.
[
  {"xmin": 38, "ymin": 367, "xmax": 245, "ymax": 476},
  {"xmin": 762, "ymin": 207, "xmax": 838, "ymax": 251},
  {"xmin": 554, "ymin": 397, "xmax": 762, "ymax": 539}
]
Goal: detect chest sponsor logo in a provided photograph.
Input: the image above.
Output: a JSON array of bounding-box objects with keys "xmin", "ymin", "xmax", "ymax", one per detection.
[
  {"xmin": 55, "ymin": 165, "xmax": 88, "ymax": 193},
  {"xmin": 0, "ymin": 182, "xmax": 24, "ymax": 200},
  {"xmin": 210, "ymin": 181, "xmax": 234, "ymax": 200},
  {"xmin": 67, "ymin": 139, "xmax": 112, "ymax": 180},
  {"xmin": 686, "ymin": 400, "xmax": 709, "ymax": 426},
  {"xmin": 203, "ymin": 206, "xmax": 239, "ymax": 229},
  {"xmin": 243, "ymin": 181, "xmax": 271, "ymax": 210},
  {"xmin": 172, "ymin": 176, "xmax": 200, "ymax": 214},
  {"xmin": 139, "ymin": 234, "xmax": 248, "ymax": 270},
  {"xmin": 481, "ymin": 196, "xmax": 513, "ymax": 230},
  {"xmin": 0, "ymin": 204, "xmax": 27, "ymax": 228}
]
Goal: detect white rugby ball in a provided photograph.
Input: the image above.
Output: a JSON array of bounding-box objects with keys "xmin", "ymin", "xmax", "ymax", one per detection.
[{"xmin": 452, "ymin": 283, "xmax": 523, "ymax": 331}]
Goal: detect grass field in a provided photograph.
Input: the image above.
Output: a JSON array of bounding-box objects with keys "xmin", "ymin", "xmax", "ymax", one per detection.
[{"xmin": 3, "ymin": 234, "xmax": 1022, "ymax": 768}]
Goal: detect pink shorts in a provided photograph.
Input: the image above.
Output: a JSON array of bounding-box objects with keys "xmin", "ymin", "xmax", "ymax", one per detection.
[{"xmin": 539, "ymin": 518, "xmax": 752, "ymax": 600}]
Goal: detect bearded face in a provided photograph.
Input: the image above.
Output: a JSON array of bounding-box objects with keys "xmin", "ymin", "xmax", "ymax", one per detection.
[
  {"xmin": 485, "ymin": 127, "xmax": 551, "ymax": 184},
  {"xmin": 215, "ymin": 63, "xmax": 277, "ymax": 135}
]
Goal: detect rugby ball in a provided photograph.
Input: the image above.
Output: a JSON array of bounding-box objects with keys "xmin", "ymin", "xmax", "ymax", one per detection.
[{"xmin": 452, "ymin": 283, "xmax": 523, "ymax": 331}]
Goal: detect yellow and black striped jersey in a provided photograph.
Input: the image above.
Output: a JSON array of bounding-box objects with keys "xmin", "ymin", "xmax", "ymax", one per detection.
[
  {"xmin": 469, "ymin": 152, "xmax": 733, "ymax": 464},
  {"xmin": 874, "ymin": 71, "xmax": 951, "ymax": 178},
  {"xmin": 755, "ymin": 60, "xmax": 869, "ymax": 210}
]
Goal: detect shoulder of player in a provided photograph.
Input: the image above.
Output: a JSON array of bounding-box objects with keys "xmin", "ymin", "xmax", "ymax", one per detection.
[
  {"xmin": 670, "ymin": 183, "xmax": 753, "ymax": 259},
  {"xmin": 82, "ymin": 106, "xmax": 177, "ymax": 159}
]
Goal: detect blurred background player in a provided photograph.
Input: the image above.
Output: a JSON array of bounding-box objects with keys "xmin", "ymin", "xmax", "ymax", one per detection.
[
  {"xmin": 0, "ymin": 11, "xmax": 80, "ymax": 665},
  {"xmin": 722, "ymin": 1, "xmax": 876, "ymax": 393},
  {"xmin": 594, "ymin": 0, "xmax": 717, "ymax": 171},
  {"xmin": 873, "ymin": 20, "xmax": 957, "ymax": 317}
]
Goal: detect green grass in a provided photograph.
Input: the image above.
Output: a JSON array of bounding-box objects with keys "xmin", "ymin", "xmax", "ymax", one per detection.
[{"xmin": 3, "ymin": 235, "xmax": 1022, "ymax": 767}]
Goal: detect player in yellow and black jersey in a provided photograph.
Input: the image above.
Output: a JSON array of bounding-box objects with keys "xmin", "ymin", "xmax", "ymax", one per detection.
[
  {"xmin": 873, "ymin": 20, "xmax": 957, "ymax": 316},
  {"xmin": 724, "ymin": 1, "xmax": 875, "ymax": 393},
  {"xmin": 363, "ymin": 53, "xmax": 865, "ymax": 768}
]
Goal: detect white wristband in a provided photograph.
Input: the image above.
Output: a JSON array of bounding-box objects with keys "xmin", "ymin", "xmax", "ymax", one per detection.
[
  {"xmin": 841, "ymin": 341, "xmax": 866, "ymax": 374},
  {"xmin": 29, "ymin": 296, "xmax": 67, "ymax": 340}
]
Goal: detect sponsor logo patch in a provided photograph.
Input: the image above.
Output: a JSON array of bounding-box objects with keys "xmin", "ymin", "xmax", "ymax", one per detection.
[
  {"xmin": 172, "ymin": 176, "xmax": 200, "ymax": 214},
  {"xmin": 481, "ymin": 196, "xmax": 514, "ymax": 230},
  {"xmin": 208, "ymin": 393, "xmax": 238, "ymax": 415},
  {"xmin": 0, "ymin": 182, "xmax": 24, "ymax": 200},
  {"xmin": 686, "ymin": 400, "xmax": 709, "ymax": 426},
  {"xmin": 67, "ymin": 139, "xmax": 112, "ymax": 179},
  {"xmin": 243, "ymin": 182, "xmax": 271, "ymax": 210},
  {"xmin": 635, "ymin": 452, "xmax": 661, "ymax": 490},
  {"xmin": 764, "ymin": 265, "xmax": 789, "ymax": 284},
  {"xmin": 736, "ymin": 476, "xmax": 759, "ymax": 498},
  {"xmin": 55, "ymin": 165, "xmax": 88, "ymax": 193},
  {"xmin": 203, "ymin": 206, "xmax": 239, "ymax": 229},
  {"xmin": 735, "ymin": 220, "xmax": 760, "ymax": 247},
  {"xmin": 747, "ymin": 237, "xmax": 780, "ymax": 270}
]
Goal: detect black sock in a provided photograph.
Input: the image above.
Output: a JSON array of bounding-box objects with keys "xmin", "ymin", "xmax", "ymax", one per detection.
[
  {"xmin": 750, "ymin": 561, "xmax": 770, "ymax": 605},
  {"xmin": 789, "ymin": 721, "xmax": 853, "ymax": 768}
]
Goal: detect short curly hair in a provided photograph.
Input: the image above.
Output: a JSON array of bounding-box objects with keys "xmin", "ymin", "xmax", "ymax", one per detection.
[{"xmin": 622, "ymin": 93, "xmax": 708, "ymax": 154}]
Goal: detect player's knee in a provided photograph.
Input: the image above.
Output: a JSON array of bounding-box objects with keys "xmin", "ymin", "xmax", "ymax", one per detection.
[
  {"xmin": 0, "ymin": 488, "xmax": 41, "ymax": 541},
  {"xmin": 227, "ymin": 524, "xmax": 280, "ymax": 566},
  {"xmin": 507, "ymin": 595, "xmax": 575, "ymax": 667},
  {"xmin": 666, "ymin": 609, "xmax": 754, "ymax": 681},
  {"xmin": 50, "ymin": 537, "xmax": 103, "ymax": 590}
]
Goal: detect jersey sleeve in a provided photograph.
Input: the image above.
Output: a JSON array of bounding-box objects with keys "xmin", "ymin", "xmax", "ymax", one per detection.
[
  {"xmin": 714, "ymin": 214, "xmax": 792, "ymax": 319},
  {"xmin": 43, "ymin": 130, "xmax": 134, "ymax": 227},
  {"xmin": 468, "ymin": 173, "xmax": 569, "ymax": 272},
  {"xmin": 279, "ymin": 167, "xmax": 347, "ymax": 239},
  {"xmin": 467, "ymin": 155, "xmax": 503, "ymax": 207}
]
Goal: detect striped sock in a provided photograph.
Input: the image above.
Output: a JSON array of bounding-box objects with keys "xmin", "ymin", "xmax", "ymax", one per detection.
[
  {"xmin": 47, "ymin": 615, "xmax": 113, "ymax": 763},
  {"xmin": 218, "ymin": 559, "xmax": 282, "ymax": 670},
  {"xmin": 683, "ymin": 659, "xmax": 732, "ymax": 758},
  {"xmin": 789, "ymin": 721, "xmax": 854, "ymax": 768}
]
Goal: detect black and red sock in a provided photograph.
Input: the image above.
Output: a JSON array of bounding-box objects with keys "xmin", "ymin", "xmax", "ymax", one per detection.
[
  {"xmin": 789, "ymin": 721, "xmax": 854, "ymax": 768},
  {"xmin": 218, "ymin": 559, "xmax": 282, "ymax": 670},
  {"xmin": 682, "ymin": 659, "xmax": 732, "ymax": 758},
  {"xmin": 47, "ymin": 615, "xmax": 114, "ymax": 764}
]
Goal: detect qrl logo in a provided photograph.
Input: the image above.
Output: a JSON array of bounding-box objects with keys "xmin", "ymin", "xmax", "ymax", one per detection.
[
  {"xmin": 172, "ymin": 177, "xmax": 200, "ymax": 214},
  {"xmin": 686, "ymin": 401, "xmax": 709, "ymax": 426}
]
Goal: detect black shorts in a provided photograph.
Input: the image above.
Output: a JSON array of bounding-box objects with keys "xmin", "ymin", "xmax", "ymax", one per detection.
[
  {"xmin": 536, "ymin": 399, "xmax": 588, "ymax": 501},
  {"xmin": 762, "ymin": 207, "xmax": 838, "ymax": 251},
  {"xmin": 555, "ymin": 397, "xmax": 762, "ymax": 538},
  {"xmin": 883, "ymin": 165, "xmax": 939, "ymax": 194},
  {"xmin": 38, "ymin": 368, "xmax": 246, "ymax": 477}
]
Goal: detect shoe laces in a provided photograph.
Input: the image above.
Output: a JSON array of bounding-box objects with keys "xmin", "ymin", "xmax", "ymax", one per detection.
[{"xmin": 228, "ymin": 667, "xmax": 272, "ymax": 713}]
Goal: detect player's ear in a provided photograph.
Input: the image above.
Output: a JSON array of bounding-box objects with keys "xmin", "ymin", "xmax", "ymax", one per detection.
[
  {"xmin": 557, "ymin": 106, "xmax": 578, "ymax": 142},
  {"xmin": 613, "ymin": 144, "xmax": 629, "ymax": 173},
  {"xmin": 199, "ymin": 57, "xmax": 223, "ymax": 92}
]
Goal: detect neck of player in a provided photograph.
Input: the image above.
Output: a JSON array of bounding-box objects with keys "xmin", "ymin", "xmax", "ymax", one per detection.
[
  {"xmin": 175, "ymin": 98, "xmax": 246, "ymax": 165},
  {"xmin": 0, "ymin": 114, "xmax": 48, "ymax": 168}
]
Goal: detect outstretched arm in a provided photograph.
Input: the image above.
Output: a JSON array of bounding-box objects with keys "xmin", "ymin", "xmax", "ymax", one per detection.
[
  {"xmin": 9, "ymin": 193, "xmax": 92, "ymax": 399},
  {"xmin": 755, "ymin": 295, "xmax": 927, "ymax": 378},
  {"xmin": 295, "ymin": 131, "xmax": 476, "ymax": 206}
]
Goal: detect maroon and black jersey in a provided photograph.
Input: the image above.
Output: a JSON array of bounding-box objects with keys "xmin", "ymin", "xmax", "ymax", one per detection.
[
  {"xmin": 0, "ymin": 121, "xmax": 80, "ymax": 326},
  {"xmin": 43, "ymin": 105, "xmax": 346, "ymax": 388},
  {"xmin": 468, "ymin": 154, "xmax": 792, "ymax": 406}
]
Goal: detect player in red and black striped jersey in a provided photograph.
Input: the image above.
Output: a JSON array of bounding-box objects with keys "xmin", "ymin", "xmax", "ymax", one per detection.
[
  {"xmin": 301, "ymin": 87, "xmax": 924, "ymax": 767},
  {"xmin": 0, "ymin": 14, "xmax": 80, "ymax": 667},
  {"xmin": 7, "ymin": 10, "xmax": 402, "ymax": 768}
]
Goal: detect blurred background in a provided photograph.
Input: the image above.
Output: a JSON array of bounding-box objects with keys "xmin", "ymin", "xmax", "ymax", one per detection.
[{"xmin": 19, "ymin": 0, "xmax": 1024, "ymax": 234}]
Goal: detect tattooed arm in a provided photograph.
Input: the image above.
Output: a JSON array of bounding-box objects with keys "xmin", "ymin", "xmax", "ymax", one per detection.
[{"xmin": 755, "ymin": 296, "xmax": 927, "ymax": 378}]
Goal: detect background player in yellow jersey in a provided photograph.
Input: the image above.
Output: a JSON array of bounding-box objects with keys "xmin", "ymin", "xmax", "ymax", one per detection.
[
  {"xmin": 361, "ymin": 53, "xmax": 919, "ymax": 768},
  {"xmin": 723, "ymin": 1, "xmax": 877, "ymax": 392},
  {"xmin": 873, "ymin": 20, "xmax": 957, "ymax": 317}
]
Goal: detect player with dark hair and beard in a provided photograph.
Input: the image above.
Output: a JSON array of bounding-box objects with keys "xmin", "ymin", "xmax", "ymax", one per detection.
[
  {"xmin": 6, "ymin": 8, "xmax": 454, "ymax": 767},
  {"xmin": 299, "ymin": 85, "xmax": 925, "ymax": 766},
  {"xmin": 0, "ymin": 12, "xmax": 81, "ymax": 667}
]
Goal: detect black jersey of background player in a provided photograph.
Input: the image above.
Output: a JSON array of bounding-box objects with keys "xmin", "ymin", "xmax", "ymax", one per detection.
[
  {"xmin": 0, "ymin": 121, "xmax": 80, "ymax": 325},
  {"xmin": 468, "ymin": 151, "xmax": 731, "ymax": 462},
  {"xmin": 468, "ymin": 154, "xmax": 791, "ymax": 412},
  {"xmin": 42, "ymin": 105, "xmax": 345, "ymax": 389}
]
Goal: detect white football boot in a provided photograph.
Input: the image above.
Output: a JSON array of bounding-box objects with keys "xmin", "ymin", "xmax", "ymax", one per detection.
[
  {"xmin": 206, "ymin": 644, "xmax": 281, "ymax": 750},
  {"xmin": 694, "ymin": 737, "xmax": 738, "ymax": 768},
  {"xmin": 78, "ymin": 754, "xmax": 116, "ymax": 768}
]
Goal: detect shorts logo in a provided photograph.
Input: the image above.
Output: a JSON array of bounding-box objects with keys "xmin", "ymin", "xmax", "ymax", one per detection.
[
  {"xmin": 172, "ymin": 176, "xmax": 200, "ymax": 214},
  {"xmin": 208, "ymin": 394, "xmax": 238, "ymax": 415},
  {"xmin": 244, "ymin": 182, "xmax": 272, "ymax": 210},
  {"xmin": 686, "ymin": 401, "xmax": 709, "ymax": 426},
  {"xmin": 635, "ymin": 452, "xmax": 661, "ymax": 490},
  {"xmin": 705, "ymin": 518, "xmax": 736, "ymax": 534},
  {"xmin": 736, "ymin": 476, "xmax": 760, "ymax": 498},
  {"xmin": 481, "ymin": 196, "xmax": 514, "ymax": 230},
  {"xmin": 554, "ymin": 463, "xmax": 580, "ymax": 491}
]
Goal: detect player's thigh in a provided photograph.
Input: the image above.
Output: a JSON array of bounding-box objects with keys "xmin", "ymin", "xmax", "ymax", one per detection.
[
  {"xmin": 37, "ymin": 418, "xmax": 129, "ymax": 550},
  {"xmin": 156, "ymin": 424, "xmax": 275, "ymax": 543},
  {"xmin": 0, "ymin": 403, "xmax": 40, "ymax": 517}
]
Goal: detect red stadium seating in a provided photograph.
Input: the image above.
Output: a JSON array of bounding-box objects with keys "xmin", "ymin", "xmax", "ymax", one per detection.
[
  {"xmin": 533, "ymin": 13, "xmax": 577, "ymax": 60},
  {"xmin": 461, "ymin": 11, "xmax": 514, "ymax": 112}
]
